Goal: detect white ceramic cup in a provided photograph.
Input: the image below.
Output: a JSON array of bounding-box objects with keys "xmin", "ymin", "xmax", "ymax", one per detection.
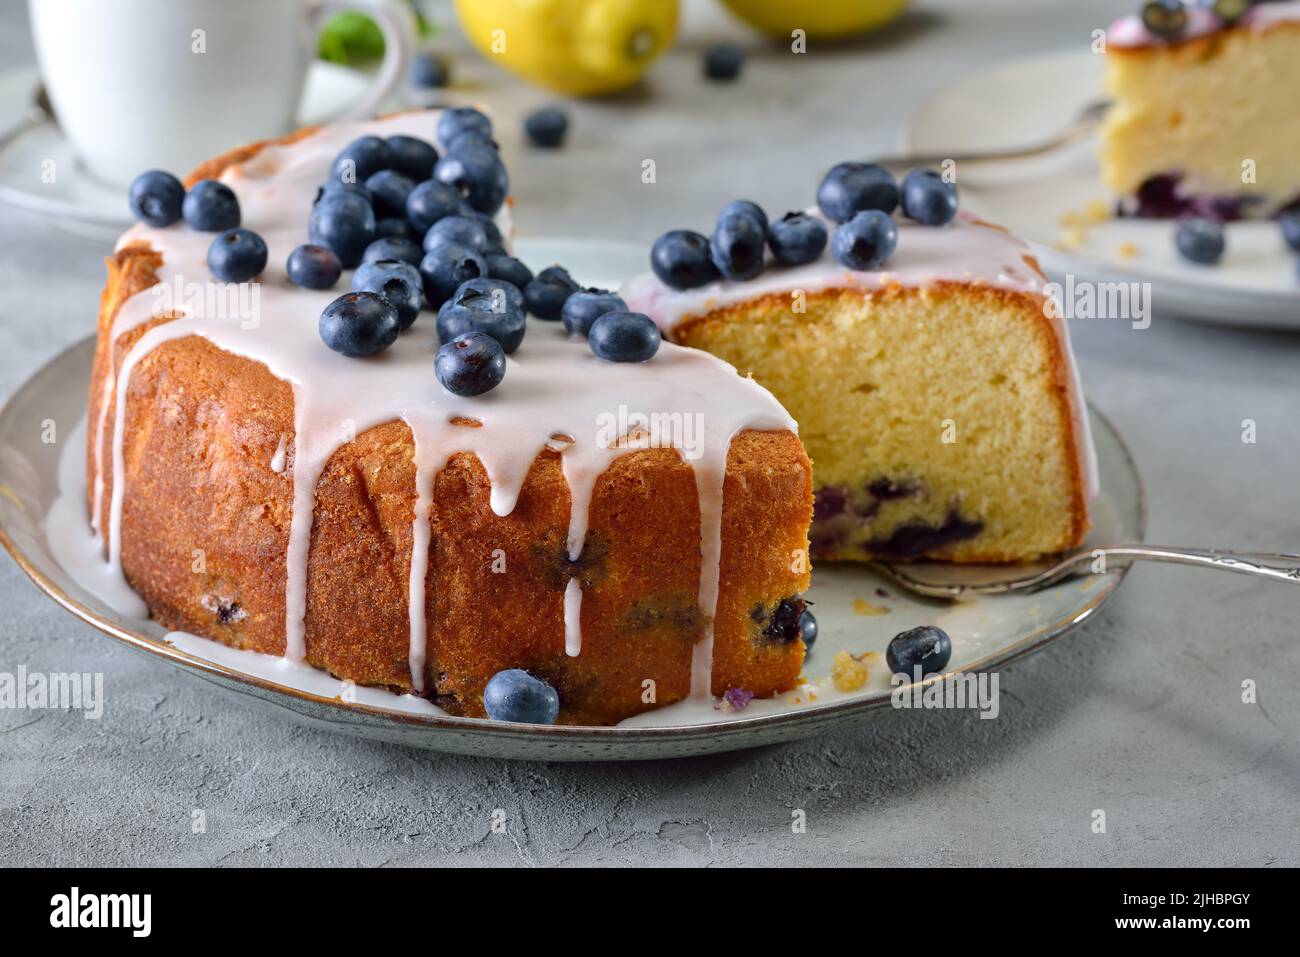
[{"xmin": 28, "ymin": 0, "xmax": 417, "ymax": 187}]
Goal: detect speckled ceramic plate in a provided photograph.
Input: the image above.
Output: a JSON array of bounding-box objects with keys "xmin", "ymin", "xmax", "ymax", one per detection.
[{"xmin": 0, "ymin": 238, "xmax": 1144, "ymax": 761}]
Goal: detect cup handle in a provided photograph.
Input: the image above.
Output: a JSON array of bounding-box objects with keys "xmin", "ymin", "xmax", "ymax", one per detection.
[{"xmin": 307, "ymin": 0, "xmax": 418, "ymax": 122}]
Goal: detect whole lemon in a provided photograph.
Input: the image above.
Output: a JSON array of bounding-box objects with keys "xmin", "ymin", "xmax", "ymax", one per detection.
[
  {"xmin": 454, "ymin": 0, "xmax": 679, "ymax": 96},
  {"xmin": 719, "ymin": 0, "xmax": 909, "ymax": 40}
]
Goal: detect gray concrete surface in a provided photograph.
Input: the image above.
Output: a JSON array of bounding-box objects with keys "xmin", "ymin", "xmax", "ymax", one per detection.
[{"xmin": 1, "ymin": 0, "xmax": 1297, "ymax": 866}]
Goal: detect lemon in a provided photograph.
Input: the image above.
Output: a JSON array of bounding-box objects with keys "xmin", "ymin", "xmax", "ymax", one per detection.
[
  {"xmin": 454, "ymin": 0, "xmax": 679, "ymax": 96},
  {"xmin": 719, "ymin": 0, "xmax": 909, "ymax": 40}
]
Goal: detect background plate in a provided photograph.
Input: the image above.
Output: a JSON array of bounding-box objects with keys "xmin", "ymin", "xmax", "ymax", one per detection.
[
  {"xmin": 0, "ymin": 239, "xmax": 1144, "ymax": 760},
  {"xmin": 905, "ymin": 48, "xmax": 1300, "ymax": 328}
]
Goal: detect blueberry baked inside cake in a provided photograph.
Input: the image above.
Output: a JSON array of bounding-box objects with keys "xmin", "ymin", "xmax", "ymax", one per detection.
[
  {"xmin": 622, "ymin": 166, "xmax": 1096, "ymax": 564},
  {"xmin": 93, "ymin": 109, "xmax": 813, "ymax": 726},
  {"xmin": 1102, "ymin": 0, "xmax": 1300, "ymax": 219}
]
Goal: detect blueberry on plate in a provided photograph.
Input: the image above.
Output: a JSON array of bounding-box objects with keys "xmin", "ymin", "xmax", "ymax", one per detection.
[
  {"xmin": 1175, "ymin": 218, "xmax": 1225, "ymax": 265},
  {"xmin": 361, "ymin": 236, "xmax": 423, "ymax": 268},
  {"xmin": 437, "ymin": 107, "xmax": 493, "ymax": 148},
  {"xmin": 482, "ymin": 669, "xmax": 559, "ymax": 724},
  {"xmin": 832, "ymin": 209, "xmax": 898, "ymax": 270},
  {"xmin": 308, "ymin": 192, "xmax": 376, "ymax": 268},
  {"xmin": 523, "ymin": 265, "xmax": 579, "ymax": 320},
  {"xmin": 386, "ymin": 134, "xmax": 439, "ymax": 181},
  {"xmin": 588, "ymin": 311, "xmax": 660, "ymax": 362},
  {"xmin": 406, "ymin": 179, "xmax": 465, "ymax": 233},
  {"xmin": 900, "ymin": 168, "xmax": 959, "ymax": 226},
  {"xmin": 1279, "ymin": 209, "xmax": 1300, "ymax": 253},
  {"xmin": 650, "ymin": 230, "xmax": 719, "ymax": 290},
  {"xmin": 319, "ymin": 291, "xmax": 401, "ymax": 357},
  {"xmin": 817, "ymin": 162, "xmax": 899, "ymax": 222},
  {"xmin": 448, "ymin": 276, "xmax": 525, "ymax": 310},
  {"xmin": 767, "ymin": 211, "xmax": 828, "ymax": 266},
  {"xmin": 410, "ymin": 51, "xmax": 450, "ymax": 89},
  {"xmin": 375, "ymin": 216, "xmax": 419, "ymax": 242},
  {"xmin": 524, "ymin": 107, "xmax": 569, "ymax": 148},
  {"xmin": 418, "ymin": 241, "xmax": 488, "ymax": 307},
  {"xmin": 704, "ymin": 43, "xmax": 745, "ymax": 81},
  {"xmin": 352, "ymin": 259, "xmax": 424, "ymax": 329},
  {"xmin": 436, "ymin": 330, "xmax": 507, "ymax": 397},
  {"xmin": 423, "ymin": 214, "xmax": 489, "ymax": 253},
  {"xmin": 207, "ymin": 228, "xmax": 268, "ymax": 282},
  {"xmin": 315, "ymin": 180, "xmax": 373, "ymax": 207},
  {"xmin": 720, "ymin": 199, "xmax": 767, "ymax": 232},
  {"xmin": 330, "ymin": 135, "xmax": 393, "ymax": 184},
  {"xmin": 128, "ymin": 170, "xmax": 185, "ymax": 227},
  {"xmin": 561, "ymin": 288, "xmax": 627, "ymax": 337},
  {"xmin": 799, "ymin": 607, "xmax": 817, "ymax": 650},
  {"xmin": 471, "ymin": 210, "xmax": 506, "ymax": 248},
  {"xmin": 437, "ymin": 286, "xmax": 527, "ymax": 354},
  {"xmin": 1141, "ymin": 0, "xmax": 1189, "ymax": 38},
  {"xmin": 487, "ymin": 253, "xmax": 534, "ymax": 290},
  {"xmin": 886, "ymin": 625, "xmax": 952, "ymax": 680},
  {"xmin": 434, "ymin": 144, "xmax": 509, "ymax": 216},
  {"xmin": 182, "ymin": 179, "xmax": 241, "ymax": 232},
  {"xmin": 286, "ymin": 244, "xmax": 343, "ymax": 290},
  {"xmin": 364, "ymin": 169, "xmax": 417, "ymax": 219},
  {"xmin": 711, "ymin": 212, "xmax": 766, "ymax": 280}
]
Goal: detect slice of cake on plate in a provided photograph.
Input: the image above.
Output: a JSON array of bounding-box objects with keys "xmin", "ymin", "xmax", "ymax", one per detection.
[{"xmin": 1101, "ymin": 0, "xmax": 1300, "ymax": 219}]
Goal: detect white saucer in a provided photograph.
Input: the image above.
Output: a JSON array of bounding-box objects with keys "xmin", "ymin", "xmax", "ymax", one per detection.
[
  {"xmin": 905, "ymin": 48, "xmax": 1300, "ymax": 329},
  {"xmin": 0, "ymin": 62, "xmax": 378, "ymax": 238}
]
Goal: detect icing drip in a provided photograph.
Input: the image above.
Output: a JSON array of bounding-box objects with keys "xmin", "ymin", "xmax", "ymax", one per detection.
[
  {"xmin": 92, "ymin": 111, "xmax": 795, "ymax": 704},
  {"xmin": 1107, "ymin": 1, "xmax": 1300, "ymax": 48},
  {"xmin": 270, "ymin": 433, "xmax": 289, "ymax": 473}
]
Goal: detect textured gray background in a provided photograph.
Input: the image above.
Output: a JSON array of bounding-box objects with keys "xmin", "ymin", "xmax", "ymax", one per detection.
[{"xmin": 1, "ymin": 0, "xmax": 1297, "ymax": 866}]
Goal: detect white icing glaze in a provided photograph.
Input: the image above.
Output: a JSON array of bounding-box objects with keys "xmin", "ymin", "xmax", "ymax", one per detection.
[
  {"xmin": 270, "ymin": 432, "xmax": 288, "ymax": 473},
  {"xmin": 619, "ymin": 212, "xmax": 1101, "ymax": 502},
  {"xmin": 91, "ymin": 111, "xmax": 795, "ymax": 703},
  {"xmin": 1107, "ymin": 1, "xmax": 1300, "ymax": 49}
]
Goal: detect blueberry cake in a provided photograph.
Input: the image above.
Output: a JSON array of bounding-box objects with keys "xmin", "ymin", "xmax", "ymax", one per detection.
[
  {"xmin": 91, "ymin": 110, "xmax": 813, "ymax": 726},
  {"xmin": 622, "ymin": 167, "xmax": 1096, "ymax": 563},
  {"xmin": 1102, "ymin": 0, "xmax": 1300, "ymax": 219}
]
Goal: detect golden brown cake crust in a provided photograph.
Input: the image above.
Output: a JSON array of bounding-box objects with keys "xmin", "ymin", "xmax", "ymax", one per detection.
[{"xmin": 88, "ymin": 123, "xmax": 813, "ymax": 725}]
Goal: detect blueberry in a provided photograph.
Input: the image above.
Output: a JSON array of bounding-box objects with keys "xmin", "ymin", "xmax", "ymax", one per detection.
[
  {"xmin": 1279, "ymin": 210, "xmax": 1300, "ymax": 253},
  {"xmin": 128, "ymin": 170, "xmax": 185, "ymax": 227},
  {"xmin": 710, "ymin": 212, "xmax": 766, "ymax": 280},
  {"xmin": 1212, "ymin": 0, "xmax": 1252, "ymax": 25},
  {"xmin": 901, "ymin": 168, "xmax": 959, "ymax": 226},
  {"xmin": 182, "ymin": 179, "xmax": 241, "ymax": 232},
  {"xmin": 471, "ymin": 210, "xmax": 505, "ymax": 248},
  {"xmin": 799, "ymin": 608, "xmax": 818, "ymax": 650},
  {"xmin": 418, "ymin": 241, "xmax": 488, "ymax": 307},
  {"xmin": 434, "ymin": 144, "xmax": 509, "ymax": 215},
  {"xmin": 410, "ymin": 52, "xmax": 450, "ymax": 89},
  {"xmin": 315, "ymin": 180, "xmax": 373, "ymax": 207},
  {"xmin": 437, "ymin": 287, "xmax": 527, "ymax": 354},
  {"xmin": 364, "ymin": 169, "xmax": 416, "ymax": 219},
  {"xmin": 650, "ymin": 230, "xmax": 719, "ymax": 289},
  {"xmin": 832, "ymin": 210, "xmax": 898, "ymax": 270},
  {"xmin": 487, "ymin": 254, "xmax": 533, "ymax": 289},
  {"xmin": 436, "ymin": 331, "xmax": 507, "ymax": 397},
  {"xmin": 361, "ymin": 236, "xmax": 423, "ymax": 268},
  {"xmin": 437, "ymin": 107, "xmax": 493, "ymax": 148},
  {"xmin": 308, "ymin": 193, "xmax": 376, "ymax": 268},
  {"xmin": 1141, "ymin": 0, "xmax": 1189, "ymax": 38},
  {"xmin": 207, "ymin": 228, "xmax": 268, "ymax": 282},
  {"xmin": 386, "ymin": 134, "xmax": 439, "ymax": 181},
  {"xmin": 721, "ymin": 199, "xmax": 767, "ymax": 232},
  {"xmin": 818, "ymin": 162, "xmax": 899, "ymax": 222},
  {"xmin": 375, "ymin": 216, "xmax": 419, "ymax": 242},
  {"xmin": 561, "ymin": 288, "xmax": 627, "ymax": 337},
  {"xmin": 588, "ymin": 311, "xmax": 660, "ymax": 362},
  {"xmin": 445, "ymin": 129, "xmax": 499, "ymax": 154},
  {"xmin": 524, "ymin": 107, "xmax": 568, "ymax": 148},
  {"xmin": 885, "ymin": 625, "xmax": 952, "ymax": 679},
  {"xmin": 704, "ymin": 43, "xmax": 745, "ymax": 81},
  {"xmin": 423, "ymin": 214, "xmax": 489, "ymax": 253},
  {"xmin": 330, "ymin": 135, "xmax": 393, "ymax": 184},
  {"xmin": 1175, "ymin": 218, "xmax": 1225, "ymax": 265},
  {"xmin": 319, "ymin": 291, "xmax": 401, "ymax": 357},
  {"xmin": 406, "ymin": 179, "xmax": 465, "ymax": 233},
  {"xmin": 482, "ymin": 669, "xmax": 559, "ymax": 724},
  {"xmin": 352, "ymin": 259, "xmax": 423, "ymax": 329},
  {"xmin": 286, "ymin": 244, "xmax": 342, "ymax": 290},
  {"xmin": 448, "ymin": 276, "xmax": 526, "ymax": 311},
  {"xmin": 767, "ymin": 211, "xmax": 828, "ymax": 266},
  {"xmin": 524, "ymin": 265, "xmax": 579, "ymax": 320}
]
